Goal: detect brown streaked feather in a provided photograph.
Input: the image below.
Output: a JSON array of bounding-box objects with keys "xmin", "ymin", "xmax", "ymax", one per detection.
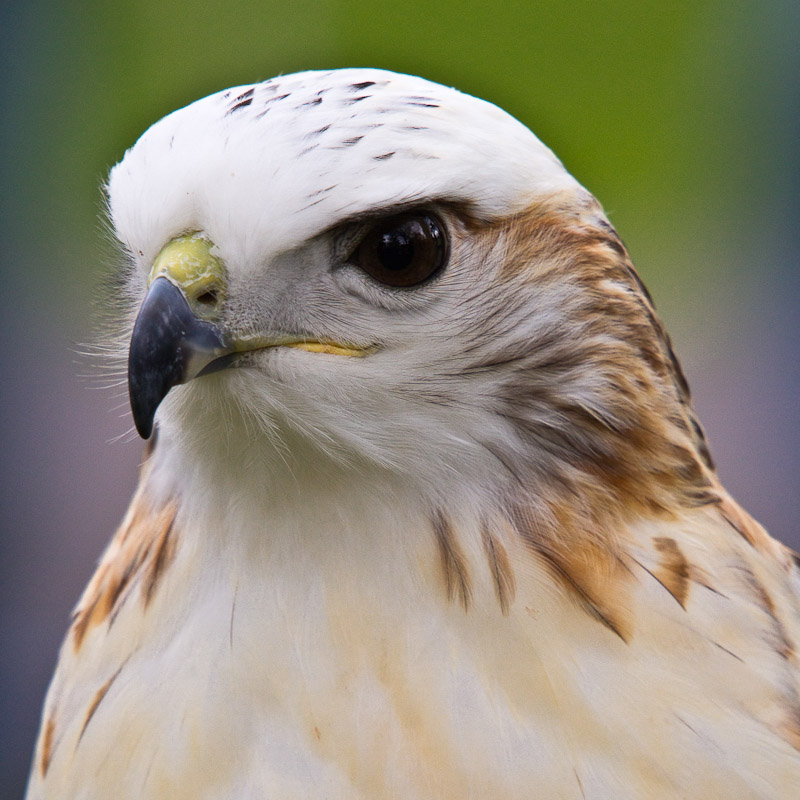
[
  {"xmin": 143, "ymin": 517, "xmax": 176, "ymax": 606},
  {"xmin": 479, "ymin": 195, "xmax": 718, "ymax": 510},
  {"xmin": 734, "ymin": 558, "xmax": 797, "ymax": 662},
  {"xmin": 480, "ymin": 521, "xmax": 516, "ymax": 615},
  {"xmin": 424, "ymin": 196, "xmax": 771, "ymax": 664},
  {"xmin": 652, "ymin": 537, "xmax": 691, "ymax": 609},
  {"xmin": 442, "ymin": 195, "xmax": 741, "ymax": 641},
  {"xmin": 512, "ymin": 504, "xmax": 634, "ymax": 642},
  {"xmin": 38, "ymin": 717, "xmax": 55, "ymax": 778},
  {"xmin": 71, "ymin": 479, "xmax": 178, "ymax": 652},
  {"xmin": 535, "ymin": 543, "xmax": 633, "ymax": 643},
  {"xmin": 779, "ymin": 706, "xmax": 800, "ymax": 754},
  {"xmin": 77, "ymin": 664, "xmax": 125, "ymax": 743},
  {"xmin": 717, "ymin": 490, "xmax": 789, "ymax": 560},
  {"xmin": 431, "ymin": 511, "xmax": 472, "ymax": 611}
]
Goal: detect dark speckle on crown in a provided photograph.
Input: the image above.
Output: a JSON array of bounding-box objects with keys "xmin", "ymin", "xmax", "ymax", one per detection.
[{"xmin": 226, "ymin": 88, "xmax": 255, "ymax": 115}]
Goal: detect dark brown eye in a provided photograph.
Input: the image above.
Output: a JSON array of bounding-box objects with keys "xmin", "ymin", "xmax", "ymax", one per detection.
[{"xmin": 350, "ymin": 212, "xmax": 447, "ymax": 287}]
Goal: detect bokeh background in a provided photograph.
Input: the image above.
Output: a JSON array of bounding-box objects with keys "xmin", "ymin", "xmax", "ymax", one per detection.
[{"xmin": 2, "ymin": 1, "xmax": 798, "ymax": 795}]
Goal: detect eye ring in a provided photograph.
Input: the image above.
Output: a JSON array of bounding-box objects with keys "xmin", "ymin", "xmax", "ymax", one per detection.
[{"xmin": 349, "ymin": 211, "xmax": 448, "ymax": 288}]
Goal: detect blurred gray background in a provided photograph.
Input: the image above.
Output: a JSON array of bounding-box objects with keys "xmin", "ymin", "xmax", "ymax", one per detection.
[{"xmin": 2, "ymin": 1, "xmax": 798, "ymax": 796}]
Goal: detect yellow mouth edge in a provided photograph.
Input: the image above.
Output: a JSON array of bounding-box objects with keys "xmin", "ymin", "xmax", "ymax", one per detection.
[
  {"xmin": 284, "ymin": 341, "xmax": 369, "ymax": 357},
  {"xmin": 231, "ymin": 333, "xmax": 372, "ymax": 358}
]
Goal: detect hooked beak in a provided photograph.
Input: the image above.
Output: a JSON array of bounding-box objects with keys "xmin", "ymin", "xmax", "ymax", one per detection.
[{"xmin": 128, "ymin": 234, "xmax": 230, "ymax": 439}]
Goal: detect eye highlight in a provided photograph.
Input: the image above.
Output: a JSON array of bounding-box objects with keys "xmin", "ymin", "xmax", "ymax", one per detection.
[{"xmin": 349, "ymin": 212, "xmax": 448, "ymax": 287}]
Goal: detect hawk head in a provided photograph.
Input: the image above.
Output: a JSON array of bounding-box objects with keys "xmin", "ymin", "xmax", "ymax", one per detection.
[{"xmin": 110, "ymin": 68, "xmax": 714, "ymax": 530}]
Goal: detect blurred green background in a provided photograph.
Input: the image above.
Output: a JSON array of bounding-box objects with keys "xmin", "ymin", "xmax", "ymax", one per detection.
[{"xmin": 1, "ymin": 1, "xmax": 798, "ymax": 795}]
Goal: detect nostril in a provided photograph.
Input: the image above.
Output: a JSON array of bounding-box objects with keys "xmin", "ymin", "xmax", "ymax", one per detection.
[{"xmin": 196, "ymin": 290, "xmax": 219, "ymax": 306}]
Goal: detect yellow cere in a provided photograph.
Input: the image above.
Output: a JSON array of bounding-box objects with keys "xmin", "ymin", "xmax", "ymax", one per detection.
[{"xmin": 148, "ymin": 233, "xmax": 227, "ymax": 315}]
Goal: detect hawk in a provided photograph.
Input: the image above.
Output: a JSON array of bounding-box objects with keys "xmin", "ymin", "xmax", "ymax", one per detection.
[{"xmin": 27, "ymin": 68, "xmax": 800, "ymax": 798}]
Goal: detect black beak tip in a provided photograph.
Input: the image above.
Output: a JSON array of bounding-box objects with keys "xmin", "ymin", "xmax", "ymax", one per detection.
[
  {"xmin": 136, "ymin": 418, "xmax": 154, "ymax": 440},
  {"xmin": 129, "ymin": 381, "xmax": 156, "ymax": 440}
]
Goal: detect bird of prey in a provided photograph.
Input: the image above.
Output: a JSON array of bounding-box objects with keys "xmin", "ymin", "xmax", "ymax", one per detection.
[{"xmin": 28, "ymin": 68, "xmax": 800, "ymax": 799}]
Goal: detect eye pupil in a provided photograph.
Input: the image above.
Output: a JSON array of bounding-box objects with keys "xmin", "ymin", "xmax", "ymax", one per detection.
[
  {"xmin": 377, "ymin": 230, "xmax": 414, "ymax": 271},
  {"xmin": 350, "ymin": 212, "xmax": 448, "ymax": 288}
]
